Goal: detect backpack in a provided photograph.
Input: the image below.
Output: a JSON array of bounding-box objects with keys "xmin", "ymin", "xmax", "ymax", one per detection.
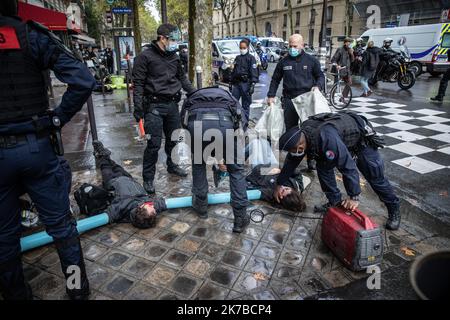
[{"xmin": 74, "ymin": 183, "xmax": 114, "ymax": 216}]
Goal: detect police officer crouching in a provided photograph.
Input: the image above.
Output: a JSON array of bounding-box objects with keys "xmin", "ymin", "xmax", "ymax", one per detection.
[
  {"xmin": 274, "ymin": 111, "xmax": 401, "ymax": 230},
  {"xmin": 181, "ymin": 87, "xmax": 251, "ymax": 233},
  {"xmin": 0, "ymin": 0, "xmax": 96, "ymax": 300},
  {"xmin": 230, "ymin": 39, "xmax": 258, "ymax": 121}
]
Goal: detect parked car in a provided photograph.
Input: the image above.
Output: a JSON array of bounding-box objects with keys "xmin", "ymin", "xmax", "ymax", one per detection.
[{"xmin": 265, "ymin": 47, "xmax": 280, "ymax": 62}]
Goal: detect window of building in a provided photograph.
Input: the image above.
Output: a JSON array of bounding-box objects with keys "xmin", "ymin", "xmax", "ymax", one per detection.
[
  {"xmin": 297, "ymin": 0, "xmax": 302, "ymax": 4},
  {"xmin": 245, "ymin": 21, "xmax": 248, "ymax": 32},
  {"xmin": 327, "ymin": 6, "xmax": 334, "ymax": 22},
  {"xmin": 310, "ymin": 9, "xmax": 316, "ymax": 24},
  {"xmin": 232, "ymin": 23, "xmax": 235, "ymax": 34},
  {"xmin": 246, "ymin": 3, "xmax": 249, "ymax": 15},
  {"xmin": 239, "ymin": 1, "xmax": 242, "ymax": 17},
  {"xmin": 295, "ymin": 29, "xmax": 300, "ymax": 34},
  {"xmin": 284, "ymin": 0, "xmax": 287, "ymax": 7},
  {"xmin": 283, "ymin": 14, "xmax": 287, "ymax": 27},
  {"xmin": 238, "ymin": 22, "xmax": 241, "ymax": 33},
  {"xmin": 295, "ymin": 12, "xmax": 300, "ymax": 26},
  {"xmin": 267, "ymin": 0, "xmax": 271, "ymax": 11}
]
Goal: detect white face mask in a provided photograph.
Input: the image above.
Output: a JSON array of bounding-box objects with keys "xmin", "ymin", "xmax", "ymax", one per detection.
[{"xmin": 240, "ymin": 49, "xmax": 248, "ymax": 55}]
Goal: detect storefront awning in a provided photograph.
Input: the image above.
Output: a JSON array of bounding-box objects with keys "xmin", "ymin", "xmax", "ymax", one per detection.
[{"xmin": 18, "ymin": 2, "xmax": 67, "ymax": 31}]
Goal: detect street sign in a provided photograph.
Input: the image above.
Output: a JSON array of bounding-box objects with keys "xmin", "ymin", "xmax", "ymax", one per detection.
[
  {"xmin": 112, "ymin": 7, "xmax": 132, "ymax": 14},
  {"xmin": 441, "ymin": 9, "xmax": 450, "ymax": 22}
]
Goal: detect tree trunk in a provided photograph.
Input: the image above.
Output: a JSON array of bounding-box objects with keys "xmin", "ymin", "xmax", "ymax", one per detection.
[
  {"xmin": 132, "ymin": 0, "xmax": 142, "ymax": 54},
  {"xmin": 251, "ymin": 8, "xmax": 257, "ymax": 36},
  {"xmin": 188, "ymin": 0, "xmax": 213, "ymax": 87}
]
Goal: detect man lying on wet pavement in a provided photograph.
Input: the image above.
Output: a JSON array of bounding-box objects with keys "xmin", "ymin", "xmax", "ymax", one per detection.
[{"xmin": 74, "ymin": 141, "xmax": 167, "ymax": 229}]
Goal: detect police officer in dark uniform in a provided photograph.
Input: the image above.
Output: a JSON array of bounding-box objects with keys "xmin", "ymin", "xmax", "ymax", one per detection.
[
  {"xmin": 0, "ymin": 0, "xmax": 96, "ymax": 300},
  {"xmin": 267, "ymin": 34, "xmax": 325, "ymax": 171},
  {"xmin": 230, "ymin": 39, "xmax": 259, "ymax": 121},
  {"xmin": 431, "ymin": 50, "xmax": 450, "ymax": 102},
  {"xmin": 132, "ymin": 23, "xmax": 195, "ymax": 194},
  {"xmin": 274, "ymin": 111, "xmax": 401, "ymax": 230},
  {"xmin": 181, "ymin": 87, "xmax": 251, "ymax": 233}
]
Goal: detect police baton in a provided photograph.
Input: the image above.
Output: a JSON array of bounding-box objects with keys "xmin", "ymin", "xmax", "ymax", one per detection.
[
  {"xmin": 195, "ymin": 66, "xmax": 202, "ymax": 89},
  {"xmin": 86, "ymin": 95, "xmax": 98, "ymax": 142}
]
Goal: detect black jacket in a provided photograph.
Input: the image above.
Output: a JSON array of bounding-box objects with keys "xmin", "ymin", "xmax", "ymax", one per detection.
[
  {"xmin": 132, "ymin": 41, "xmax": 194, "ymax": 113},
  {"xmin": 361, "ymin": 46, "xmax": 381, "ymax": 78},
  {"xmin": 105, "ymin": 176, "xmax": 166, "ymax": 224},
  {"xmin": 231, "ymin": 52, "xmax": 259, "ymax": 84},
  {"xmin": 267, "ymin": 51, "xmax": 325, "ymax": 99}
]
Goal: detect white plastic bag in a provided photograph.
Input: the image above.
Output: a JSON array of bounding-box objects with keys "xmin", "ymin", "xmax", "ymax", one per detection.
[
  {"xmin": 254, "ymin": 97, "xmax": 285, "ymax": 142},
  {"xmin": 247, "ymin": 138, "xmax": 279, "ymax": 168},
  {"xmin": 291, "ymin": 90, "xmax": 333, "ymax": 125}
]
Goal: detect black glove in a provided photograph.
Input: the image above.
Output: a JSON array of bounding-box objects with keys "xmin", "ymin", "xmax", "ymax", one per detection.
[
  {"xmin": 229, "ymin": 83, "xmax": 233, "ymax": 91},
  {"xmin": 248, "ymin": 83, "xmax": 255, "ymax": 95},
  {"xmin": 133, "ymin": 110, "xmax": 144, "ymax": 123}
]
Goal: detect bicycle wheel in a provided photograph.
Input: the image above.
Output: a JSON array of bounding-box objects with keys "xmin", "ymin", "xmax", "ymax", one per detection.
[{"xmin": 330, "ymin": 82, "xmax": 352, "ymax": 110}]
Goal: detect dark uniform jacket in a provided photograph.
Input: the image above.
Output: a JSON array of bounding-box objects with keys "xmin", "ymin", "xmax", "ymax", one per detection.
[
  {"xmin": 267, "ymin": 50, "xmax": 325, "ymax": 99},
  {"xmin": 105, "ymin": 176, "xmax": 166, "ymax": 223},
  {"xmin": 278, "ymin": 125, "xmax": 362, "ymax": 197},
  {"xmin": 231, "ymin": 52, "xmax": 259, "ymax": 84},
  {"xmin": 132, "ymin": 41, "xmax": 194, "ymax": 113},
  {"xmin": 246, "ymin": 165, "xmax": 304, "ymax": 204},
  {"xmin": 331, "ymin": 46, "xmax": 354, "ymax": 77}
]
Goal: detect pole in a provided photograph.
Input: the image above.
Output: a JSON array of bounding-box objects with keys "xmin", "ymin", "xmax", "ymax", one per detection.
[
  {"xmin": 126, "ymin": 57, "xmax": 132, "ymax": 111},
  {"xmin": 86, "ymin": 96, "xmax": 98, "ymax": 141},
  {"xmin": 319, "ymin": 0, "xmax": 328, "ymax": 48},
  {"xmin": 161, "ymin": 0, "xmax": 168, "ymax": 24}
]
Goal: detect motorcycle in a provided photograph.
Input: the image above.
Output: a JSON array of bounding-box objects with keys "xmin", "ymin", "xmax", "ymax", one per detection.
[
  {"xmin": 257, "ymin": 49, "xmax": 269, "ymax": 71},
  {"xmin": 369, "ymin": 48, "xmax": 416, "ymax": 90}
]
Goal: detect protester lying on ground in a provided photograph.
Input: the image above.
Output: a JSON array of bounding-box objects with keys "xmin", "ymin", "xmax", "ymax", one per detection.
[
  {"xmin": 74, "ymin": 141, "xmax": 166, "ymax": 229},
  {"xmin": 213, "ymin": 138, "xmax": 311, "ymax": 212}
]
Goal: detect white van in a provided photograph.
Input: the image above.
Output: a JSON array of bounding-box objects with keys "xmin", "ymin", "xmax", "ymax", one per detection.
[
  {"xmin": 360, "ymin": 23, "xmax": 450, "ymax": 75},
  {"xmin": 212, "ymin": 39, "xmax": 260, "ymax": 83}
]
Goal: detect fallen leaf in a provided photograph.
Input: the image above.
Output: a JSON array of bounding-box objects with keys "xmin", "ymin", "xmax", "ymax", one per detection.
[
  {"xmin": 253, "ymin": 272, "xmax": 268, "ymax": 281},
  {"xmin": 123, "ymin": 160, "xmax": 132, "ymax": 165},
  {"xmin": 401, "ymin": 247, "xmax": 416, "ymax": 257},
  {"xmin": 405, "ymin": 162, "xmax": 412, "ymax": 168},
  {"xmin": 439, "ymin": 191, "xmax": 448, "ymax": 197}
]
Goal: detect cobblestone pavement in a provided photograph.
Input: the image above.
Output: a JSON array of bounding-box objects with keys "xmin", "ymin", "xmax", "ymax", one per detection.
[{"xmin": 18, "ymin": 88, "xmax": 450, "ymax": 300}]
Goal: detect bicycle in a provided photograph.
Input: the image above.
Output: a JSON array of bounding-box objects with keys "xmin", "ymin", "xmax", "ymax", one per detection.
[{"xmin": 324, "ymin": 65, "xmax": 353, "ymax": 110}]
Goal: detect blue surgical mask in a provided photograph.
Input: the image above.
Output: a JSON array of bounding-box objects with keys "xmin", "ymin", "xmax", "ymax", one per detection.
[
  {"xmin": 166, "ymin": 42, "xmax": 178, "ymax": 52},
  {"xmin": 289, "ymin": 48, "xmax": 300, "ymax": 57}
]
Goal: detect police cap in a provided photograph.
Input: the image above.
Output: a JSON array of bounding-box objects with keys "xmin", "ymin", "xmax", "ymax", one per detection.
[{"xmin": 279, "ymin": 126, "xmax": 302, "ymax": 151}]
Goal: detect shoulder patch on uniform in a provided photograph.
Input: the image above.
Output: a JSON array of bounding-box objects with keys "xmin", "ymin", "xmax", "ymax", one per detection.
[
  {"xmin": 0, "ymin": 26, "xmax": 21, "ymax": 50},
  {"xmin": 252, "ymin": 63, "xmax": 257, "ymax": 69},
  {"xmin": 325, "ymin": 150, "xmax": 335, "ymax": 160},
  {"xmin": 283, "ymin": 66, "xmax": 293, "ymax": 71}
]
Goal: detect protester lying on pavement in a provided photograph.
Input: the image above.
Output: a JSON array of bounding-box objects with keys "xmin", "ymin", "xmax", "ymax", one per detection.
[
  {"xmin": 213, "ymin": 138, "xmax": 311, "ymax": 212},
  {"xmin": 74, "ymin": 141, "xmax": 167, "ymax": 229}
]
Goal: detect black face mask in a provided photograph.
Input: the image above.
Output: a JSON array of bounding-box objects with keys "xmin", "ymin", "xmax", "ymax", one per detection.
[{"xmin": 0, "ymin": 0, "xmax": 18, "ymax": 16}]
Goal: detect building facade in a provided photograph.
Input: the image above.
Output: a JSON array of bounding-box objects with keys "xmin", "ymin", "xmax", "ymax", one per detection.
[{"xmin": 213, "ymin": 0, "xmax": 444, "ymax": 49}]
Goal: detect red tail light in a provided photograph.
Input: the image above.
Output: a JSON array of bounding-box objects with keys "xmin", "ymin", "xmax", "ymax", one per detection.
[{"xmin": 431, "ymin": 49, "xmax": 439, "ymax": 62}]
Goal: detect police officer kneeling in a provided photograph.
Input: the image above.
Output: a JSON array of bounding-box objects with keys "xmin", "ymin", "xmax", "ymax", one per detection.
[
  {"xmin": 275, "ymin": 112, "xmax": 401, "ymax": 230},
  {"xmin": 181, "ymin": 87, "xmax": 251, "ymax": 233},
  {"xmin": 0, "ymin": 0, "xmax": 96, "ymax": 300}
]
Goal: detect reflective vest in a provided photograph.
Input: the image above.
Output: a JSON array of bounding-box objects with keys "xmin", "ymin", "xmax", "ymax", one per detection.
[{"xmin": 0, "ymin": 16, "xmax": 49, "ymax": 124}]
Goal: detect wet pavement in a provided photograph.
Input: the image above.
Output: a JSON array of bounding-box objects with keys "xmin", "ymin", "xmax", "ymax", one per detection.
[{"xmin": 19, "ymin": 68, "xmax": 450, "ymax": 300}]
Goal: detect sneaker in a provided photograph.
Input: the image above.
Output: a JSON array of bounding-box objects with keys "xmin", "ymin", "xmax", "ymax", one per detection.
[
  {"xmin": 386, "ymin": 204, "xmax": 401, "ymax": 230},
  {"xmin": 360, "ymin": 93, "xmax": 368, "ymax": 97},
  {"xmin": 167, "ymin": 166, "xmax": 188, "ymax": 177},
  {"xmin": 21, "ymin": 209, "xmax": 39, "ymax": 228},
  {"xmin": 143, "ymin": 180, "xmax": 155, "ymax": 194},
  {"xmin": 92, "ymin": 140, "xmax": 111, "ymax": 158},
  {"xmin": 367, "ymin": 90, "xmax": 373, "ymax": 97}
]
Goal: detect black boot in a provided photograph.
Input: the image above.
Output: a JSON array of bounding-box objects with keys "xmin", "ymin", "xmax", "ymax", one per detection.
[
  {"xmin": 430, "ymin": 95, "xmax": 444, "ymax": 102},
  {"xmin": 0, "ymin": 256, "xmax": 33, "ymax": 300},
  {"xmin": 92, "ymin": 140, "xmax": 111, "ymax": 158},
  {"xmin": 143, "ymin": 180, "xmax": 155, "ymax": 194},
  {"xmin": 192, "ymin": 195, "xmax": 208, "ymax": 219},
  {"xmin": 233, "ymin": 211, "xmax": 250, "ymax": 233},
  {"xmin": 167, "ymin": 165, "xmax": 188, "ymax": 177},
  {"xmin": 386, "ymin": 204, "xmax": 401, "ymax": 231},
  {"xmin": 55, "ymin": 236, "xmax": 90, "ymax": 300}
]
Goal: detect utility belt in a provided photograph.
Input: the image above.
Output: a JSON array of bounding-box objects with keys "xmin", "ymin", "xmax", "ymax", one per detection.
[
  {"xmin": 188, "ymin": 112, "xmax": 234, "ymax": 123},
  {"xmin": 0, "ymin": 115, "xmax": 64, "ymax": 156},
  {"xmin": 144, "ymin": 92, "xmax": 181, "ymax": 104},
  {"xmin": 233, "ymin": 74, "xmax": 249, "ymax": 83}
]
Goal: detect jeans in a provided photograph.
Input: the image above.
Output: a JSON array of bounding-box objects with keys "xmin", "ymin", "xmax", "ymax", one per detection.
[{"xmin": 360, "ymin": 77, "xmax": 370, "ymax": 94}]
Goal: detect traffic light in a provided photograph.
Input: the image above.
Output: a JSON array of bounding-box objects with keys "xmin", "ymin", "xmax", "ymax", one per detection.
[{"xmin": 106, "ymin": 11, "xmax": 112, "ymax": 24}]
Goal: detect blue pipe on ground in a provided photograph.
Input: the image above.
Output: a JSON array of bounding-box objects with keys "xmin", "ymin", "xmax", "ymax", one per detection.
[{"xmin": 20, "ymin": 190, "xmax": 262, "ymax": 252}]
